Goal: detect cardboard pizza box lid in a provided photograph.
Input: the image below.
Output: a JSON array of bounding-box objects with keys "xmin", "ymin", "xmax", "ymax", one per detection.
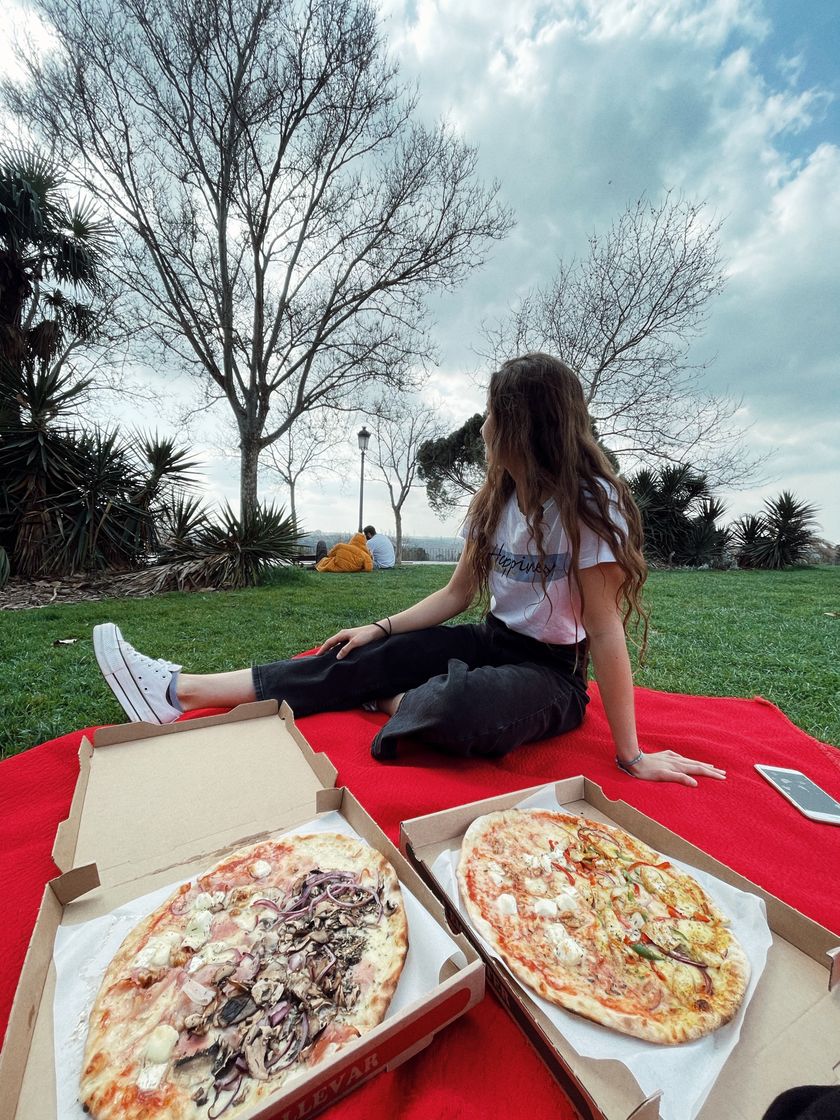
[{"xmin": 51, "ymin": 700, "xmax": 336, "ymax": 917}]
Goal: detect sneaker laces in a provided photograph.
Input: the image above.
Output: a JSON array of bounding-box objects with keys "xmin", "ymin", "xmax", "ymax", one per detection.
[{"xmin": 122, "ymin": 645, "xmax": 181, "ymax": 676}]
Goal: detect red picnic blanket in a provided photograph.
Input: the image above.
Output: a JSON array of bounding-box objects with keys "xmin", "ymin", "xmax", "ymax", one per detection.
[{"xmin": 2, "ymin": 684, "xmax": 840, "ymax": 1119}]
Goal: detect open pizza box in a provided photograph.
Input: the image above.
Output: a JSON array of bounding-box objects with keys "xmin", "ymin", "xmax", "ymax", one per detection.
[
  {"xmin": 400, "ymin": 776, "xmax": 840, "ymax": 1120},
  {"xmin": 0, "ymin": 701, "xmax": 484, "ymax": 1120}
]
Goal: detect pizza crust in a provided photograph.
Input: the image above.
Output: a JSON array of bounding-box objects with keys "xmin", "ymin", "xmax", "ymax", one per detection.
[
  {"xmin": 458, "ymin": 809, "xmax": 750, "ymax": 1045},
  {"xmin": 80, "ymin": 833, "xmax": 408, "ymax": 1120}
]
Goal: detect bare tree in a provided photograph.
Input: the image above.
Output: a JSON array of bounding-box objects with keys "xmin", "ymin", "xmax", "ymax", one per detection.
[
  {"xmin": 484, "ymin": 194, "xmax": 763, "ymax": 487},
  {"xmin": 369, "ymin": 398, "xmax": 443, "ymax": 562},
  {"xmin": 261, "ymin": 402, "xmax": 348, "ymax": 524},
  {"xmin": 6, "ymin": 0, "xmax": 512, "ymax": 513}
]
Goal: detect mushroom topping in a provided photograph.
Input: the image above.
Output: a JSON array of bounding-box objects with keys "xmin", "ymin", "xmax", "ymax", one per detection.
[
  {"xmin": 174, "ymin": 864, "xmax": 388, "ymax": 1111},
  {"xmin": 243, "ymin": 1035, "xmax": 270, "ymax": 1081},
  {"xmin": 217, "ymin": 995, "xmax": 258, "ymax": 1027}
]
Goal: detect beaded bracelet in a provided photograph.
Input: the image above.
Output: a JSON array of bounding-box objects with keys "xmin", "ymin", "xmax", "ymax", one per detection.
[{"xmin": 616, "ymin": 750, "xmax": 644, "ymax": 775}]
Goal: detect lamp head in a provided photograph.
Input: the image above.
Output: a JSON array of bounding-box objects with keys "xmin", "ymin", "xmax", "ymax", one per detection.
[{"xmin": 357, "ymin": 426, "xmax": 371, "ymax": 451}]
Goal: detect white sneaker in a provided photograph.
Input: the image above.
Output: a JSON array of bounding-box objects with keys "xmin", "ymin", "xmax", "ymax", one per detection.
[{"xmin": 93, "ymin": 622, "xmax": 182, "ymax": 724}]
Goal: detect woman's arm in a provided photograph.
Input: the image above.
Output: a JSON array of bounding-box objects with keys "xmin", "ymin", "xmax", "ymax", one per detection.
[
  {"xmin": 579, "ymin": 563, "xmax": 726, "ymax": 787},
  {"xmin": 318, "ymin": 547, "xmax": 475, "ymax": 659}
]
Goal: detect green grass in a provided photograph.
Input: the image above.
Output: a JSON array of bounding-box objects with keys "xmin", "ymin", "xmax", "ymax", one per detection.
[{"xmin": 1, "ymin": 565, "xmax": 837, "ymax": 759}]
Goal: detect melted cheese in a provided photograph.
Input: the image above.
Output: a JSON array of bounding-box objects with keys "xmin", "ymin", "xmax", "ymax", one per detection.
[
  {"xmin": 250, "ymin": 859, "xmax": 272, "ymax": 879},
  {"xmin": 546, "ymin": 924, "xmax": 585, "ymax": 965},
  {"xmin": 192, "ymin": 890, "xmax": 225, "ymax": 911},
  {"xmin": 524, "ymin": 878, "xmax": 548, "ymax": 895},
  {"xmin": 495, "ymin": 893, "xmax": 518, "ymax": 917},
  {"xmin": 133, "ymin": 931, "xmax": 180, "ymax": 970},
  {"xmin": 486, "ymin": 862, "xmax": 506, "ymax": 886},
  {"xmin": 233, "ymin": 910, "xmax": 258, "ymax": 932},
  {"xmin": 136, "ymin": 1062, "xmax": 168, "ymax": 1092},
  {"xmin": 523, "ymin": 852, "xmax": 554, "ymax": 873},
  {"xmin": 145, "ymin": 1023, "xmax": 179, "ymax": 1063},
  {"xmin": 554, "ymin": 888, "xmax": 579, "ymax": 914},
  {"xmin": 182, "ymin": 909, "xmax": 213, "ymax": 950},
  {"xmin": 533, "ymin": 898, "xmax": 558, "ymax": 918}
]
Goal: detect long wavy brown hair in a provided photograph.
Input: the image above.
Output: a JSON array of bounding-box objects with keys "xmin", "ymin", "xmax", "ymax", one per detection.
[{"xmin": 463, "ymin": 353, "xmax": 648, "ymax": 647}]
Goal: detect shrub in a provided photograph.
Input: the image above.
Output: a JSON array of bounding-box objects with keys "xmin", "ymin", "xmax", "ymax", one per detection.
[
  {"xmin": 629, "ymin": 465, "xmax": 728, "ymax": 567},
  {"xmin": 732, "ymin": 492, "xmax": 820, "ymax": 570},
  {"xmin": 162, "ymin": 502, "xmax": 303, "ymax": 589}
]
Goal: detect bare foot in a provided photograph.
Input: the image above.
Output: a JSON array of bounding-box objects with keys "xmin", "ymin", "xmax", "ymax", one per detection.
[{"xmin": 376, "ymin": 693, "xmax": 405, "ymax": 717}]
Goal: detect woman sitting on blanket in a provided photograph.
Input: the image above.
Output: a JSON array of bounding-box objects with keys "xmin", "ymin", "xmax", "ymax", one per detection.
[{"xmin": 94, "ymin": 353, "xmax": 724, "ymax": 786}]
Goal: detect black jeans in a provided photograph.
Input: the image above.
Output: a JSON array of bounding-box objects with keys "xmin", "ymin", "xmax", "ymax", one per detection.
[{"xmin": 252, "ymin": 614, "xmax": 589, "ymax": 761}]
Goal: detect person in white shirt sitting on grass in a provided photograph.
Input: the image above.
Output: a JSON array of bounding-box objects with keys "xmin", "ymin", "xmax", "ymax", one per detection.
[
  {"xmin": 92, "ymin": 352, "xmax": 725, "ymax": 784},
  {"xmin": 363, "ymin": 525, "xmax": 395, "ymax": 569}
]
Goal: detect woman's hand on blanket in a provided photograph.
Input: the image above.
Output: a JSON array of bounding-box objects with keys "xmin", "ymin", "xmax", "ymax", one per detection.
[
  {"xmin": 318, "ymin": 624, "xmax": 386, "ymax": 660},
  {"xmin": 633, "ymin": 751, "xmax": 727, "ymax": 786}
]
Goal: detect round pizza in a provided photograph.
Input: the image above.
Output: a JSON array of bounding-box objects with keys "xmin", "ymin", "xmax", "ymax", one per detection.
[
  {"xmin": 457, "ymin": 809, "xmax": 750, "ymax": 1044},
  {"xmin": 80, "ymin": 832, "xmax": 408, "ymax": 1120}
]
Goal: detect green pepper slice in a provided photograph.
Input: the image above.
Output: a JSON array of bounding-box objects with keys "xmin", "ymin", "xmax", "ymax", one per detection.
[{"xmin": 630, "ymin": 941, "xmax": 665, "ymax": 961}]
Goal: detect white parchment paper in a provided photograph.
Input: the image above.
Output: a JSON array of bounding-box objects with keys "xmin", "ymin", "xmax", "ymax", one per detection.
[
  {"xmin": 431, "ymin": 785, "xmax": 772, "ymax": 1120},
  {"xmin": 53, "ymin": 810, "xmax": 462, "ymax": 1119}
]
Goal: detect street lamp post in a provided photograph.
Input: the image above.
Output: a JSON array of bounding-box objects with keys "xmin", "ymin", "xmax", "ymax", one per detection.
[{"xmin": 357, "ymin": 426, "xmax": 371, "ymax": 532}]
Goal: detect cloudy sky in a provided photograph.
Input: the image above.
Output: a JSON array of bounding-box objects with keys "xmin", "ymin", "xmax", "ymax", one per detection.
[{"xmin": 3, "ymin": 0, "xmax": 839, "ymax": 543}]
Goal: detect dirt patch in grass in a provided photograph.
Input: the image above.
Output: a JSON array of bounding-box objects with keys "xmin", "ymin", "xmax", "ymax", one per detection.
[{"xmin": 0, "ymin": 572, "xmax": 174, "ymax": 610}]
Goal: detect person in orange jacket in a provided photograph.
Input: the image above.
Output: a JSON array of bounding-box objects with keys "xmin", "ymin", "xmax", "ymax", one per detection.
[{"xmin": 314, "ymin": 532, "xmax": 373, "ymax": 573}]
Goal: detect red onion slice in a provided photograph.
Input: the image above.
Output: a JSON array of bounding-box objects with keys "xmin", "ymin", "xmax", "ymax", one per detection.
[
  {"xmin": 648, "ymin": 940, "xmax": 709, "ymax": 970},
  {"xmin": 253, "ymin": 898, "xmax": 283, "ymax": 914},
  {"xmin": 325, "ymin": 883, "xmax": 377, "ymax": 908},
  {"xmin": 208, "ymin": 1075, "xmax": 242, "ymax": 1118},
  {"xmin": 232, "ymin": 953, "xmax": 260, "ymax": 983},
  {"xmin": 314, "ymin": 948, "xmax": 336, "ymax": 981},
  {"xmin": 215, "ymin": 1063, "xmax": 240, "ymax": 1089},
  {"xmin": 268, "ymin": 1000, "xmax": 290, "ymax": 1027}
]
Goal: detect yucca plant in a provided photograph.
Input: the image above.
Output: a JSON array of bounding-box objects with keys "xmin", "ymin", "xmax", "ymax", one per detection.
[
  {"xmin": 731, "ymin": 513, "xmax": 766, "ymax": 570},
  {"xmin": 56, "ymin": 427, "xmax": 150, "ymax": 572},
  {"xmin": 629, "ymin": 465, "xmax": 723, "ymax": 567},
  {"xmin": 0, "ymin": 363, "xmax": 91, "ymax": 576},
  {"xmin": 733, "ymin": 493, "xmax": 819, "ymax": 570},
  {"xmin": 157, "ymin": 494, "xmax": 211, "ymax": 556},
  {"xmin": 131, "ymin": 433, "xmax": 203, "ymax": 550},
  {"xmin": 673, "ymin": 498, "xmax": 730, "ymax": 567},
  {"xmin": 164, "ymin": 502, "xmax": 302, "ymax": 589}
]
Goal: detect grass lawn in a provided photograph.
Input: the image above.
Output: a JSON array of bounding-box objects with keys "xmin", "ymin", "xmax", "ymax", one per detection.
[{"xmin": 1, "ymin": 565, "xmax": 837, "ymax": 759}]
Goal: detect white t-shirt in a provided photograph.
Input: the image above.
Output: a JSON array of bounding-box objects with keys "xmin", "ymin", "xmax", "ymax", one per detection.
[
  {"xmin": 366, "ymin": 532, "xmax": 395, "ymax": 569},
  {"xmin": 478, "ymin": 491, "xmax": 625, "ymax": 645}
]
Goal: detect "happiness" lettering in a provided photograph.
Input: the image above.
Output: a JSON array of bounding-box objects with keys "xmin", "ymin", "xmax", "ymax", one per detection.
[{"xmin": 491, "ymin": 544, "xmax": 570, "ymax": 583}]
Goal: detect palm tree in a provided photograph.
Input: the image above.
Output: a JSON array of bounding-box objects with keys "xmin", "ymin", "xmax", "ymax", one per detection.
[
  {"xmin": 0, "ymin": 148, "xmax": 109, "ymax": 369},
  {"xmin": 0, "ymin": 149, "xmax": 112, "ymax": 575},
  {"xmin": 733, "ymin": 493, "xmax": 819, "ymax": 569},
  {"xmin": 629, "ymin": 464, "xmax": 728, "ymax": 567}
]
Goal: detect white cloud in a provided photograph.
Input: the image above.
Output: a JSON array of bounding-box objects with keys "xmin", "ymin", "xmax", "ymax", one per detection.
[{"xmin": 379, "ymin": 0, "xmax": 839, "ymax": 539}]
